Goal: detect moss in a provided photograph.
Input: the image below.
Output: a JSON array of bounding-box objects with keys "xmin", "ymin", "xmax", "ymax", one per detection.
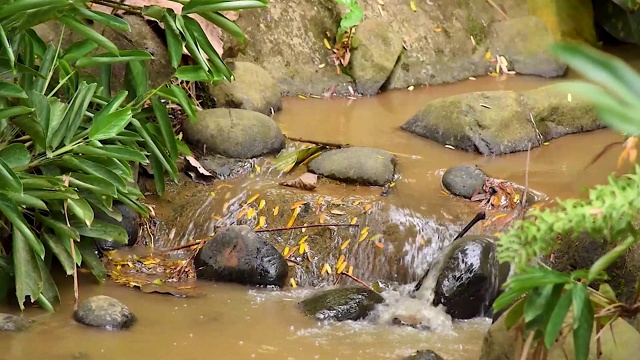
[{"xmin": 467, "ymin": 15, "xmax": 487, "ymax": 45}]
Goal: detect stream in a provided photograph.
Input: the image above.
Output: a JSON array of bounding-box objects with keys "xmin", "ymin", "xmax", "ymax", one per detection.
[{"xmin": 0, "ymin": 72, "xmax": 626, "ymax": 359}]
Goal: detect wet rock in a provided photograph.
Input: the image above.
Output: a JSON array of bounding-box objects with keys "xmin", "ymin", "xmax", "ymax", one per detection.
[
  {"xmin": 403, "ymin": 350, "xmax": 444, "ymax": 360},
  {"xmin": 481, "ymin": 312, "xmax": 640, "ymax": 360},
  {"xmin": 441, "ymin": 165, "xmax": 487, "ymax": 199},
  {"xmin": 349, "ymin": 19, "xmax": 403, "ymax": 96},
  {"xmin": 401, "ymin": 83, "xmax": 600, "ymax": 155},
  {"xmin": 194, "ymin": 225, "xmax": 288, "ymax": 287},
  {"xmin": 95, "ymin": 202, "xmax": 139, "ymax": 252},
  {"xmin": 74, "ymin": 295, "xmax": 135, "ymax": 330},
  {"xmin": 207, "ymin": 62, "xmax": 282, "ymax": 115},
  {"xmin": 429, "ymin": 235, "xmax": 510, "ymax": 320},
  {"xmin": 183, "ymin": 108, "xmax": 285, "ymax": 159},
  {"xmin": 487, "ymin": 16, "xmax": 567, "ymax": 78},
  {"xmin": 198, "ymin": 154, "xmax": 253, "ymax": 180},
  {"xmin": 299, "ymin": 287, "xmax": 384, "ymax": 321},
  {"xmin": 0, "ymin": 313, "xmax": 30, "ymax": 331},
  {"xmin": 529, "ymin": 0, "xmax": 597, "ymax": 44},
  {"xmin": 307, "ymin": 147, "xmax": 396, "ymax": 186}
]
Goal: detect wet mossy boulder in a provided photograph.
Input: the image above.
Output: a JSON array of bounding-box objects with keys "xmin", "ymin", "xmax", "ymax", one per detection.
[
  {"xmin": 74, "ymin": 295, "xmax": 135, "ymax": 330},
  {"xmin": 299, "ymin": 286, "xmax": 384, "ymax": 321},
  {"xmin": 528, "ymin": 0, "xmax": 597, "ymax": 44},
  {"xmin": 403, "ymin": 350, "xmax": 444, "ymax": 360},
  {"xmin": 0, "ymin": 313, "xmax": 31, "ymax": 331},
  {"xmin": 349, "ymin": 19, "xmax": 403, "ymax": 95},
  {"xmin": 487, "ymin": 16, "xmax": 567, "ymax": 78},
  {"xmin": 481, "ymin": 312, "xmax": 640, "ymax": 360},
  {"xmin": 207, "ymin": 62, "xmax": 282, "ymax": 115},
  {"xmin": 308, "ymin": 147, "xmax": 396, "ymax": 186},
  {"xmin": 429, "ymin": 235, "xmax": 510, "ymax": 320},
  {"xmin": 441, "ymin": 165, "xmax": 487, "ymax": 199},
  {"xmin": 401, "ymin": 83, "xmax": 601, "ymax": 155},
  {"xmin": 194, "ymin": 225, "xmax": 289, "ymax": 287},
  {"xmin": 183, "ymin": 108, "xmax": 285, "ymax": 159}
]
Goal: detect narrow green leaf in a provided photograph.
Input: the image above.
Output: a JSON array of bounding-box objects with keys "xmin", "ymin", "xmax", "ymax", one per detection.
[
  {"xmin": 176, "ymin": 138, "xmax": 192, "ymax": 156},
  {"xmin": 36, "ymin": 254, "xmax": 59, "ymax": 306},
  {"xmin": 37, "ymin": 213, "xmax": 80, "ymax": 241},
  {"xmin": 183, "ymin": 15, "xmax": 232, "ymax": 80},
  {"xmin": 27, "ymin": 90, "xmax": 51, "ymax": 138},
  {"xmin": 0, "ymin": 82, "xmax": 27, "ymax": 98},
  {"xmin": 68, "ymin": 172, "xmax": 117, "ymax": 197},
  {"xmin": 62, "ymin": 81, "xmax": 97, "ymax": 145},
  {"xmin": 83, "ymin": 192, "xmax": 122, "ymax": 222},
  {"xmin": 169, "ymin": 84, "xmax": 197, "ymax": 123},
  {"xmin": 0, "ymin": 106, "xmax": 33, "ymax": 121},
  {"xmin": 46, "ymin": 97, "xmax": 68, "ymax": 147},
  {"xmin": 0, "ymin": 193, "xmax": 44, "ymax": 259},
  {"xmin": 25, "ymin": 189, "xmax": 77, "ymax": 200},
  {"xmin": 73, "ymin": 144, "xmax": 148, "ymax": 164},
  {"xmin": 149, "ymin": 153, "xmax": 166, "ymax": 196},
  {"xmin": 161, "ymin": 12, "xmax": 184, "ymax": 68},
  {"xmin": 131, "ymin": 118, "xmax": 178, "ymax": 181},
  {"xmin": 151, "ymin": 97, "xmax": 178, "ymax": 160},
  {"xmin": 199, "ymin": 11, "xmax": 245, "ymax": 45},
  {"xmin": 88, "ymin": 106, "xmax": 132, "ymax": 141},
  {"xmin": 34, "ymin": 45, "xmax": 57, "ymax": 93},
  {"xmin": 0, "ymin": 143, "xmax": 30, "ymax": 169},
  {"xmin": 72, "ymin": 218, "xmax": 127, "ymax": 244},
  {"xmin": 0, "ymin": 0, "xmax": 69, "ymax": 18},
  {"xmin": 12, "ymin": 231, "xmax": 43, "ymax": 310},
  {"xmin": 116, "ymin": 189, "xmax": 149, "ymax": 217},
  {"xmin": 524, "ymin": 283, "xmax": 556, "ymax": 322},
  {"xmin": 175, "ymin": 15, "xmax": 211, "ymax": 76},
  {"xmin": 67, "ymin": 197, "xmax": 94, "ymax": 227},
  {"xmin": 20, "ymin": 174, "xmax": 64, "ymax": 190},
  {"xmin": 75, "ymin": 50, "xmax": 153, "ymax": 68},
  {"xmin": 141, "ymin": 5, "xmax": 166, "ymax": 20},
  {"xmin": 588, "ymin": 236, "xmax": 637, "ymax": 282},
  {"xmin": 62, "ymin": 39, "xmax": 99, "ymax": 64},
  {"xmin": 59, "ymin": 14, "xmax": 119, "ymax": 55},
  {"xmin": 598, "ymin": 283, "xmax": 618, "ymax": 303},
  {"xmin": 11, "ymin": 116, "xmax": 45, "ymax": 150},
  {"xmin": 573, "ymin": 284, "xmax": 594, "ymax": 360},
  {"xmin": 0, "ymin": 191, "xmax": 47, "ymax": 210},
  {"xmin": 41, "ymin": 231, "xmax": 75, "ymax": 275},
  {"xmin": 75, "ymin": 8, "xmax": 130, "ymax": 32},
  {"xmin": 123, "ymin": 61, "xmax": 148, "ymax": 99},
  {"xmin": 57, "ymin": 155, "xmax": 127, "ymax": 191},
  {"xmin": 0, "ymin": 157, "xmax": 22, "ymax": 193},
  {"xmin": 544, "ymin": 289, "xmax": 573, "ymax": 348},
  {"xmin": 504, "ymin": 298, "xmax": 525, "ymax": 330},
  {"xmin": 80, "ymin": 155, "xmax": 133, "ymax": 180},
  {"xmin": 98, "ymin": 64, "xmax": 111, "ymax": 98},
  {"xmin": 174, "ymin": 65, "xmax": 210, "ymax": 81},
  {"xmin": 0, "ymin": 25, "xmax": 15, "ymax": 68},
  {"xmin": 77, "ymin": 238, "xmax": 106, "ymax": 281},
  {"xmin": 182, "ymin": 0, "xmax": 268, "ymax": 14}
]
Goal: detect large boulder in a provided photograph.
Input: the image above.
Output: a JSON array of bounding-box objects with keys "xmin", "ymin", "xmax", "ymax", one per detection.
[
  {"xmin": 426, "ymin": 235, "xmax": 510, "ymax": 320},
  {"xmin": 207, "ymin": 62, "xmax": 282, "ymax": 115},
  {"xmin": 299, "ymin": 286, "xmax": 384, "ymax": 321},
  {"xmin": 348, "ymin": 19, "xmax": 403, "ymax": 95},
  {"xmin": 528, "ymin": 0, "xmax": 597, "ymax": 44},
  {"xmin": 74, "ymin": 295, "xmax": 135, "ymax": 330},
  {"xmin": 194, "ymin": 225, "xmax": 289, "ymax": 287},
  {"xmin": 0, "ymin": 313, "xmax": 31, "ymax": 331},
  {"xmin": 487, "ymin": 16, "xmax": 567, "ymax": 78},
  {"xmin": 481, "ymin": 312, "xmax": 640, "ymax": 360},
  {"xmin": 401, "ymin": 83, "xmax": 601, "ymax": 155},
  {"xmin": 183, "ymin": 108, "xmax": 285, "ymax": 159},
  {"xmin": 307, "ymin": 147, "xmax": 396, "ymax": 186}
]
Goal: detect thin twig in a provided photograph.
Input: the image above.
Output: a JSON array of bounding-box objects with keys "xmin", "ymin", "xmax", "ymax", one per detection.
[
  {"xmin": 285, "ymin": 135, "xmax": 345, "ymax": 148},
  {"xmin": 521, "ymin": 143, "xmax": 531, "ymax": 212},
  {"xmin": 62, "ymin": 175, "xmax": 79, "ymax": 311},
  {"xmin": 339, "ymin": 272, "xmax": 377, "ymax": 293},
  {"xmin": 486, "ymin": 0, "xmax": 509, "ymax": 20},
  {"xmin": 255, "ymin": 223, "xmax": 358, "ymax": 233}
]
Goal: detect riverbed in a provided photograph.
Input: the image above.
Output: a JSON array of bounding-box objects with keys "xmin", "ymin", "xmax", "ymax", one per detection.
[{"xmin": 0, "ymin": 73, "xmax": 625, "ymax": 360}]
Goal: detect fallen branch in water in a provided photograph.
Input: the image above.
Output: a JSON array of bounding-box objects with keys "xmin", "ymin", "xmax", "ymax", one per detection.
[
  {"xmin": 337, "ymin": 272, "xmax": 377, "ymax": 293},
  {"xmin": 285, "ymin": 135, "xmax": 345, "ymax": 148},
  {"xmin": 486, "ymin": 0, "xmax": 509, "ymax": 20}
]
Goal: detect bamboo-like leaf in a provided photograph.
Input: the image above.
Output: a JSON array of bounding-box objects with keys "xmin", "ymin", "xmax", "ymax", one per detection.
[
  {"xmin": 0, "ymin": 191, "xmax": 47, "ymax": 210},
  {"xmin": 12, "ymin": 230, "xmax": 42, "ymax": 310},
  {"xmin": 199, "ymin": 11, "xmax": 245, "ymax": 44},
  {"xmin": 183, "ymin": 15, "xmax": 232, "ymax": 80},
  {"xmin": 36, "ymin": 254, "xmax": 59, "ymax": 306},
  {"xmin": 0, "ymin": 25, "xmax": 15, "ymax": 68},
  {"xmin": 83, "ymin": 192, "xmax": 121, "ymax": 222},
  {"xmin": 57, "ymin": 155, "xmax": 127, "ymax": 191},
  {"xmin": 151, "ymin": 97, "xmax": 178, "ymax": 160},
  {"xmin": 27, "ymin": 89, "xmax": 50, "ymax": 137},
  {"xmin": 141, "ymin": 5, "xmax": 166, "ymax": 20},
  {"xmin": 41, "ymin": 231, "xmax": 75, "ymax": 275},
  {"xmin": 72, "ymin": 144, "xmax": 148, "ymax": 164},
  {"xmin": 174, "ymin": 65, "xmax": 211, "ymax": 81},
  {"xmin": 62, "ymin": 39, "xmax": 98, "ymax": 64},
  {"xmin": 149, "ymin": 153, "xmax": 166, "ymax": 196},
  {"xmin": 182, "ymin": 0, "xmax": 268, "ymax": 14},
  {"xmin": 62, "ymin": 81, "xmax": 97, "ymax": 145},
  {"xmin": 123, "ymin": 61, "xmax": 148, "ymax": 99},
  {"xmin": 25, "ymin": 189, "xmax": 78, "ymax": 200},
  {"xmin": 34, "ymin": 44, "xmax": 57, "ymax": 93},
  {"xmin": 0, "ymin": 157, "xmax": 22, "ymax": 193},
  {"xmin": 0, "ymin": 81, "xmax": 27, "ymax": 98},
  {"xmin": 504, "ymin": 298, "xmax": 525, "ymax": 330},
  {"xmin": 175, "ymin": 15, "xmax": 211, "ymax": 76},
  {"xmin": 77, "ymin": 237, "xmax": 106, "ymax": 281},
  {"xmin": 0, "ymin": 0, "xmax": 68, "ymax": 18},
  {"xmin": 169, "ymin": 84, "xmax": 197, "ymax": 122},
  {"xmin": 67, "ymin": 197, "xmax": 94, "ymax": 227},
  {"xmin": 98, "ymin": 64, "xmax": 111, "ymax": 98},
  {"xmin": 161, "ymin": 12, "xmax": 184, "ymax": 68},
  {"xmin": 0, "ymin": 195, "xmax": 44, "ymax": 260},
  {"xmin": 37, "ymin": 213, "xmax": 80, "ymax": 241},
  {"xmin": 588, "ymin": 235, "xmax": 637, "ymax": 281},
  {"xmin": 131, "ymin": 118, "xmax": 178, "ymax": 181},
  {"xmin": 81, "ymin": 155, "xmax": 133, "ymax": 180},
  {"xmin": 572, "ymin": 284, "xmax": 594, "ymax": 360},
  {"xmin": 72, "ymin": 218, "xmax": 127, "ymax": 244},
  {"xmin": 12, "ymin": 116, "xmax": 45, "ymax": 150},
  {"xmin": 544, "ymin": 289, "xmax": 573, "ymax": 348},
  {"xmin": 88, "ymin": 106, "xmax": 132, "ymax": 141},
  {"xmin": 46, "ymin": 97, "xmax": 68, "ymax": 148},
  {"xmin": 75, "ymin": 50, "xmax": 153, "ymax": 68},
  {"xmin": 58, "ymin": 14, "xmax": 119, "ymax": 55},
  {"xmin": 0, "ymin": 143, "xmax": 30, "ymax": 169},
  {"xmin": 0, "ymin": 106, "xmax": 33, "ymax": 121},
  {"xmin": 75, "ymin": 8, "xmax": 130, "ymax": 32}
]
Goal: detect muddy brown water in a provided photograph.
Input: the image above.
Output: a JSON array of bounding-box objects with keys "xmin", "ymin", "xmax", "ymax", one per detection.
[{"xmin": 0, "ymin": 73, "xmax": 626, "ymax": 360}]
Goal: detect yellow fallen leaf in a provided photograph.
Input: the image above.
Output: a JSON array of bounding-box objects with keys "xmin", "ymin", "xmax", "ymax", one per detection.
[
  {"xmin": 340, "ymin": 239, "xmax": 350, "ymax": 250},
  {"xmin": 236, "ymin": 207, "xmax": 249, "ymax": 219},
  {"xmin": 246, "ymin": 208, "xmax": 256, "ymax": 219},
  {"xmin": 353, "ymin": 200, "xmax": 361, "ymax": 206},
  {"xmin": 246, "ymin": 194, "xmax": 260, "ymax": 205},
  {"xmin": 337, "ymin": 254, "xmax": 345, "ymax": 268},
  {"xmin": 485, "ymin": 51, "xmax": 492, "ymax": 59},
  {"xmin": 212, "ymin": 215, "xmax": 223, "ymax": 222},
  {"xmin": 298, "ymin": 235, "xmax": 309, "ymax": 244},
  {"xmin": 321, "ymin": 263, "xmax": 332, "ymax": 275},
  {"xmin": 299, "ymin": 242, "xmax": 307, "ymax": 254},
  {"xmin": 358, "ymin": 231, "xmax": 368, "ymax": 242},
  {"xmin": 287, "ymin": 207, "xmax": 300, "ymax": 228},
  {"xmin": 350, "ymin": 217, "xmax": 358, "ymax": 225},
  {"xmin": 319, "ymin": 213, "xmax": 326, "ymax": 224},
  {"xmin": 255, "ymin": 216, "xmax": 266, "ymax": 230},
  {"xmin": 337, "ymin": 261, "xmax": 347, "ymax": 274},
  {"xmin": 492, "ymin": 213, "xmax": 507, "ymax": 220},
  {"xmin": 323, "ymin": 38, "xmax": 331, "ymax": 49},
  {"xmin": 493, "ymin": 232, "xmax": 501, "ymax": 236},
  {"xmin": 290, "ymin": 278, "xmax": 297, "ymax": 288},
  {"xmin": 283, "ymin": 246, "xmax": 290, "ymax": 257},
  {"xmin": 317, "ymin": 196, "xmax": 324, "ymax": 205},
  {"xmin": 410, "ymin": 0, "xmax": 417, "ymax": 11},
  {"xmin": 348, "ymin": 266, "xmax": 353, "ymax": 276},
  {"xmin": 434, "ymin": 27, "xmax": 441, "ymax": 32},
  {"xmin": 273, "ymin": 205, "xmax": 280, "ymax": 216},
  {"xmin": 258, "ymin": 199, "xmax": 266, "ymax": 211},
  {"xmin": 330, "ymin": 209, "xmax": 346, "ymax": 215},
  {"xmin": 318, "ymin": 63, "xmax": 326, "ymax": 69},
  {"xmin": 374, "ymin": 242, "xmax": 384, "ymax": 249},
  {"xmin": 254, "ymin": 163, "xmax": 261, "ymax": 174},
  {"xmin": 369, "ymin": 234, "xmax": 382, "ymax": 242},
  {"xmin": 209, "ymin": 191, "xmax": 216, "ymax": 197},
  {"xmin": 363, "ymin": 204, "xmax": 373, "ymax": 212},
  {"xmin": 361, "ymin": 227, "xmax": 370, "ymax": 235},
  {"xmin": 291, "ymin": 201, "xmax": 307, "ymax": 209},
  {"xmin": 298, "ymin": 94, "xmax": 308, "ymax": 99}
]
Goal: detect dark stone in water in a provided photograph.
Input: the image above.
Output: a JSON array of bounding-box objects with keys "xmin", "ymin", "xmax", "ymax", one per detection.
[
  {"xmin": 441, "ymin": 165, "xmax": 487, "ymax": 199},
  {"xmin": 299, "ymin": 286, "xmax": 384, "ymax": 322},
  {"xmin": 0, "ymin": 313, "xmax": 31, "ymax": 331},
  {"xmin": 95, "ymin": 202, "xmax": 139, "ymax": 252},
  {"xmin": 432, "ymin": 235, "xmax": 511, "ymax": 320},
  {"xmin": 194, "ymin": 225, "xmax": 288, "ymax": 287},
  {"xmin": 403, "ymin": 349, "xmax": 444, "ymax": 360},
  {"xmin": 74, "ymin": 295, "xmax": 135, "ymax": 330}
]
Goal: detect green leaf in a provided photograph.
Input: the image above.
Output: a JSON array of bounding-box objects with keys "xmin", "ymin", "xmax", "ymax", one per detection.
[
  {"xmin": 0, "ymin": 157, "xmax": 22, "ymax": 193},
  {"xmin": 98, "ymin": 64, "xmax": 111, "ymax": 98},
  {"xmin": 36, "ymin": 254, "xmax": 59, "ymax": 306},
  {"xmin": 83, "ymin": 192, "xmax": 121, "ymax": 222},
  {"xmin": 46, "ymin": 97, "xmax": 68, "ymax": 147},
  {"xmin": 11, "ymin": 116, "xmax": 45, "ymax": 150},
  {"xmin": 0, "ymin": 191, "xmax": 47, "ymax": 210},
  {"xmin": 151, "ymin": 97, "xmax": 178, "ymax": 160},
  {"xmin": 72, "ymin": 218, "xmax": 127, "ymax": 244},
  {"xmin": 25, "ymin": 189, "xmax": 77, "ymax": 200},
  {"xmin": 37, "ymin": 213, "xmax": 80, "ymax": 241},
  {"xmin": 149, "ymin": 153, "xmax": 166, "ymax": 196},
  {"xmin": 176, "ymin": 138, "xmax": 192, "ymax": 156},
  {"xmin": 572, "ymin": 284, "xmax": 594, "ymax": 360},
  {"xmin": 524, "ymin": 283, "xmax": 556, "ymax": 322},
  {"xmin": 131, "ymin": 118, "xmax": 178, "ymax": 181},
  {"xmin": 141, "ymin": 5, "xmax": 166, "ymax": 20},
  {"xmin": 182, "ymin": 0, "xmax": 268, "ymax": 14},
  {"xmin": 67, "ymin": 197, "xmax": 94, "ymax": 227},
  {"xmin": 169, "ymin": 84, "xmax": 197, "ymax": 123},
  {"xmin": 75, "ymin": 8, "xmax": 130, "ymax": 32},
  {"xmin": 0, "ymin": 143, "xmax": 30, "ymax": 169},
  {"xmin": 68, "ymin": 172, "xmax": 117, "ymax": 197},
  {"xmin": 588, "ymin": 235, "xmax": 637, "ymax": 282},
  {"xmin": 62, "ymin": 81, "xmax": 97, "ymax": 145},
  {"xmin": 0, "ymin": 0, "xmax": 69, "ymax": 18},
  {"xmin": 175, "ymin": 14, "xmax": 211, "ymax": 77},
  {"xmin": 504, "ymin": 298, "xmax": 525, "ymax": 330},
  {"xmin": 182, "ymin": 15, "xmax": 231, "ymax": 80},
  {"xmin": 57, "ymin": 155, "xmax": 127, "ymax": 192},
  {"xmin": 75, "ymin": 50, "xmax": 153, "ymax": 68},
  {"xmin": 88, "ymin": 106, "xmax": 132, "ymax": 141},
  {"xmin": 80, "ymin": 155, "xmax": 133, "ymax": 180},
  {"xmin": 77, "ymin": 237, "xmax": 106, "ymax": 281},
  {"xmin": 544, "ymin": 289, "xmax": 573, "ymax": 348},
  {"xmin": 34, "ymin": 44, "xmax": 57, "ymax": 94},
  {"xmin": 0, "ymin": 26, "xmax": 15, "ymax": 70},
  {"xmin": 59, "ymin": 14, "xmax": 119, "ymax": 55},
  {"xmin": 27, "ymin": 89, "xmax": 51, "ymax": 138},
  {"xmin": 123, "ymin": 61, "xmax": 148, "ymax": 99},
  {"xmin": 598, "ymin": 283, "xmax": 618, "ymax": 303},
  {"xmin": 0, "ymin": 82, "xmax": 27, "ymax": 98},
  {"xmin": 72, "ymin": 144, "xmax": 148, "ymax": 164},
  {"xmin": 0, "ymin": 194, "xmax": 44, "ymax": 259},
  {"xmin": 174, "ymin": 65, "xmax": 210, "ymax": 81},
  {"xmin": 62, "ymin": 39, "xmax": 99, "ymax": 64},
  {"xmin": 161, "ymin": 12, "xmax": 184, "ymax": 68},
  {"xmin": 12, "ymin": 230, "xmax": 42, "ymax": 310},
  {"xmin": 41, "ymin": 231, "xmax": 75, "ymax": 275},
  {"xmin": 0, "ymin": 106, "xmax": 33, "ymax": 121},
  {"xmin": 199, "ymin": 11, "xmax": 245, "ymax": 45}
]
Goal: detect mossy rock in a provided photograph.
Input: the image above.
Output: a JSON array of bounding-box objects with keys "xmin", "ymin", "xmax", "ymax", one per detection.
[
  {"xmin": 528, "ymin": 0, "xmax": 597, "ymax": 45},
  {"xmin": 299, "ymin": 286, "xmax": 384, "ymax": 321}
]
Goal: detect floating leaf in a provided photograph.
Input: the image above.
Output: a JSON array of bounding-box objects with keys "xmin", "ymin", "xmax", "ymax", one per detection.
[
  {"xmin": 340, "ymin": 239, "xmax": 351, "ymax": 250},
  {"xmin": 274, "ymin": 145, "xmax": 324, "ymax": 173},
  {"xmin": 289, "ymin": 278, "xmax": 297, "ymax": 288},
  {"xmin": 254, "ymin": 216, "xmax": 266, "ymax": 230},
  {"xmin": 273, "ymin": 205, "xmax": 279, "ymax": 216},
  {"xmin": 321, "ymin": 263, "xmax": 332, "ymax": 275},
  {"xmin": 287, "ymin": 207, "xmax": 300, "ymax": 228}
]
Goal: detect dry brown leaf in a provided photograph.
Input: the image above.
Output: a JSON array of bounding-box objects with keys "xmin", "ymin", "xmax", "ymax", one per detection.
[{"xmin": 279, "ymin": 172, "xmax": 318, "ymax": 191}]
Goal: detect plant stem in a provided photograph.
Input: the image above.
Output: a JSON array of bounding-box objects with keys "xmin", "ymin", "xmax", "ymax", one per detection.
[
  {"xmin": 255, "ymin": 223, "xmax": 358, "ymax": 233},
  {"xmin": 89, "ymin": 0, "xmax": 142, "ymax": 13}
]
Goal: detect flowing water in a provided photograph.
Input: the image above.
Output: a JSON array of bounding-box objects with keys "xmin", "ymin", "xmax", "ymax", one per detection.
[{"xmin": 0, "ymin": 70, "xmax": 628, "ymax": 360}]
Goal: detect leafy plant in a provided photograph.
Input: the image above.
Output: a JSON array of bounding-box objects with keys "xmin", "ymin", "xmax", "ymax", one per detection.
[
  {"xmin": 494, "ymin": 42, "xmax": 640, "ymax": 360},
  {"xmin": 335, "ymin": 0, "xmax": 363, "ymax": 41},
  {"xmin": 0, "ymin": 0, "xmax": 267, "ymax": 311}
]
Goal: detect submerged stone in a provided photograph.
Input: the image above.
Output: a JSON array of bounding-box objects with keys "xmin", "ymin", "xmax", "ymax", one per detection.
[
  {"xmin": 441, "ymin": 165, "xmax": 487, "ymax": 199},
  {"xmin": 299, "ymin": 287, "xmax": 384, "ymax": 322},
  {"xmin": 194, "ymin": 225, "xmax": 289, "ymax": 287},
  {"xmin": 0, "ymin": 313, "xmax": 31, "ymax": 331},
  {"xmin": 403, "ymin": 350, "xmax": 444, "ymax": 360},
  {"xmin": 308, "ymin": 147, "xmax": 396, "ymax": 186},
  {"xmin": 74, "ymin": 295, "xmax": 135, "ymax": 330},
  {"xmin": 183, "ymin": 108, "xmax": 285, "ymax": 159}
]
